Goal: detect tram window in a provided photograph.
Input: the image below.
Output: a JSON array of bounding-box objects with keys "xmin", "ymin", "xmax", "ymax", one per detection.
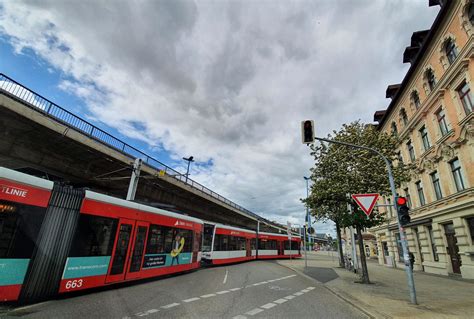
[
  {"xmin": 145, "ymin": 224, "xmax": 167, "ymax": 254},
  {"xmin": 284, "ymin": 241, "xmax": 290, "ymax": 250},
  {"xmin": 228, "ymin": 235, "xmax": 237, "ymax": 250},
  {"xmin": 0, "ymin": 200, "xmax": 46, "ymax": 258},
  {"xmin": 238, "ymin": 237, "xmax": 246, "ymax": 250},
  {"xmin": 69, "ymin": 214, "xmax": 118, "ymax": 257},
  {"xmin": 193, "ymin": 231, "xmax": 201, "ymax": 252},
  {"xmin": 250, "ymin": 238, "xmax": 256, "ymax": 250},
  {"xmin": 292, "ymin": 241, "xmax": 300, "ymax": 250},
  {"xmin": 179, "ymin": 229, "xmax": 193, "ymax": 253},
  {"xmin": 259, "ymin": 239, "xmax": 277, "ymax": 250},
  {"xmin": 213, "ymin": 234, "xmax": 228, "ymax": 251}
]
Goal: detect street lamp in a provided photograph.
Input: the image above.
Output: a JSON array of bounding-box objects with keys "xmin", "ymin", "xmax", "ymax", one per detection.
[{"xmin": 182, "ymin": 156, "xmax": 194, "ymax": 183}]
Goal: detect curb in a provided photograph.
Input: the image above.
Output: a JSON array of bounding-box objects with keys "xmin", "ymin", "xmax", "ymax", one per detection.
[{"xmin": 276, "ymin": 261, "xmax": 389, "ymax": 319}]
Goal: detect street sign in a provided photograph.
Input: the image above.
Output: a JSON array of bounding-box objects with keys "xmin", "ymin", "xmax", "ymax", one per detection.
[{"xmin": 351, "ymin": 193, "xmax": 379, "ymax": 217}]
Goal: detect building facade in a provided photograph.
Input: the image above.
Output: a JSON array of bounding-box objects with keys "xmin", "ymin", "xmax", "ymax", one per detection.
[{"xmin": 371, "ymin": 0, "xmax": 474, "ymax": 279}]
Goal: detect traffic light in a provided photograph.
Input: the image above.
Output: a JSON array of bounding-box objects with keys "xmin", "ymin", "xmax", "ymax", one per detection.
[
  {"xmin": 301, "ymin": 120, "xmax": 315, "ymax": 144},
  {"xmin": 397, "ymin": 197, "xmax": 411, "ymax": 226}
]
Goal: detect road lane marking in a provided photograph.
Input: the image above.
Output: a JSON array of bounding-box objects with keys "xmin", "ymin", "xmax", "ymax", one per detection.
[
  {"xmin": 133, "ymin": 274, "xmax": 298, "ymax": 317},
  {"xmin": 223, "ymin": 269, "xmax": 228, "ymax": 284},
  {"xmin": 246, "ymin": 308, "xmax": 264, "ymax": 316},
  {"xmin": 183, "ymin": 297, "xmax": 200, "ymax": 303},
  {"xmin": 261, "ymin": 303, "xmax": 276, "ymax": 309},
  {"xmin": 161, "ymin": 303, "xmax": 180, "ymax": 309},
  {"xmin": 235, "ymin": 287, "xmax": 314, "ymax": 318},
  {"xmin": 307, "ymin": 287, "xmax": 315, "ymax": 290}
]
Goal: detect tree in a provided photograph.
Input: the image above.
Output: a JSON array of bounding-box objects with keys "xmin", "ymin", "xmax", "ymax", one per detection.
[{"xmin": 303, "ymin": 121, "xmax": 412, "ymax": 283}]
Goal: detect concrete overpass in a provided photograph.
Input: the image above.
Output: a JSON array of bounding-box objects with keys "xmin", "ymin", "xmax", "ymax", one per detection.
[{"xmin": 0, "ymin": 73, "xmax": 290, "ymax": 234}]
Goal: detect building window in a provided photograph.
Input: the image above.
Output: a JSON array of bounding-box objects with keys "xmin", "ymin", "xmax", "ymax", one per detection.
[
  {"xmin": 436, "ymin": 109, "xmax": 449, "ymax": 136},
  {"xmin": 407, "ymin": 140, "xmax": 416, "ymax": 162},
  {"xmin": 397, "ymin": 151, "xmax": 403, "ymax": 164},
  {"xmin": 416, "ymin": 181, "xmax": 426, "ymax": 206},
  {"xmin": 395, "ymin": 233, "xmax": 403, "ymax": 262},
  {"xmin": 427, "ymin": 225, "xmax": 439, "ymax": 262},
  {"xmin": 400, "ymin": 108, "xmax": 408, "ymax": 126},
  {"xmin": 404, "ymin": 188, "xmax": 412, "ymax": 208},
  {"xmin": 450, "ymin": 158, "xmax": 466, "ymax": 192},
  {"xmin": 430, "ymin": 171, "xmax": 443, "ymax": 200},
  {"xmin": 467, "ymin": 217, "xmax": 474, "ymax": 244},
  {"xmin": 457, "ymin": 82, "xmax": 473, "ymax": 114},
  {"xmin": 419, "ymin": 125, "xmax": 431, "ymax": 151},
  {"xmin": 469, "ymin": 3, "xmax": 474, "ymax": 26},
  {"xmin": 445, "ymin": 38, "xmax": 458, "ymax": 65},
  {"xmin": 425, "ymin": 69, "xmax": 436, "ymax": 92},
  {"xmin": 391, "ymin": 122, "xmax": 398, "ymax": 137},
  {"xmin": 411, "ymin": 91, "xmax": 421, "ymax": 109}
]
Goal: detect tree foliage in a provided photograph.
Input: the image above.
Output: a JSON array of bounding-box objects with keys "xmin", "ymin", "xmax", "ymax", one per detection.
[{"xmin": 304, "ymin": 121, "xmax": 413, "ymax": 229}]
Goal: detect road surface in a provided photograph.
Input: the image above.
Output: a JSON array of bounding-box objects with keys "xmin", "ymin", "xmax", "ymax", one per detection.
[{"xmin": 2, "ymin": 261, "xmax": 366, "ymax": 319}]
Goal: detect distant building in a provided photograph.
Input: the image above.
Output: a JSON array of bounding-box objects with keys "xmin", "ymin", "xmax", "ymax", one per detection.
[{"xmin": 371, "ymin": 0, "xmax": 474, "ymax": 278}]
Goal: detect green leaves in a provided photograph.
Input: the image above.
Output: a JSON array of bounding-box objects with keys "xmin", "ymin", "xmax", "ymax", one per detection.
[{"xmin": 304, "ymin": 121, "xmax": 412, "ymax": 229}]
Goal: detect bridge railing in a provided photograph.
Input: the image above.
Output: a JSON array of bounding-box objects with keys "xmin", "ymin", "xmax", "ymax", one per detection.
[{"xmin": 0, "ymin": 73, "xmax": 259, "ymax": 219}]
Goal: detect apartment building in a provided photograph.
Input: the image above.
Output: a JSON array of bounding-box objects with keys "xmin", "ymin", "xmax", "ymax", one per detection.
[{"xmin": 371, "ymin": 0, "xmax": 474, "ymax": 279}]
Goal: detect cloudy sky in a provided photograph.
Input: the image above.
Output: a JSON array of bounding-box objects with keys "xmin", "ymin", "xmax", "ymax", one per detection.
[{"xmin": 0, "ymin": 0, "xmax": 439, "ymax": 234}]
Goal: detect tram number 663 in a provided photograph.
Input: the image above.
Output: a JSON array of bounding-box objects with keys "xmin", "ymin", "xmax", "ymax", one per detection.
[{"xmin": 65, "ymin": 279, "xmax": 83, "ymax": 289}]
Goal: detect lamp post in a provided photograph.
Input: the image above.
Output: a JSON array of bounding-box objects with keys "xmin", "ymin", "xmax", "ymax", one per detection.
[
  {"xmin": 182, "ymin": 156, "xmax": 194, "ymax": 183},
  {"xmin": 304, "ymin": 176, "xmax": 311, "ymax": 268}
]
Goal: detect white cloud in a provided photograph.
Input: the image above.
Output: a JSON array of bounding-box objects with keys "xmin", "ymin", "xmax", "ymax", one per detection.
[{"xmin": 0, "ymin": 0, "xmax": 439, "ymax": 234}]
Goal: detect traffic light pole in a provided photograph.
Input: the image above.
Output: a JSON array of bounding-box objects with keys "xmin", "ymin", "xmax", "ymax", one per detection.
[{"xmin": 313, "ymin": 136, "xmax": 417, "ymax": 304}]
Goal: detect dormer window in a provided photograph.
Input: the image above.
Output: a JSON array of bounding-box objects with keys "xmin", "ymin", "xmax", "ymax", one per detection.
[
  {"xmin": 425, "ymin": 69, "xmax": 436, "ymax": 92},
  {"xmin": 411, "ymin": 91, "xmax": 421, "ymax": 109},
  {"xmin": 445, "ymin": 38, "xmax": 458, "ymax": 64},
  {"xmin": 400, "ymin": 108, "xmax": 408, "ymax": 126}
]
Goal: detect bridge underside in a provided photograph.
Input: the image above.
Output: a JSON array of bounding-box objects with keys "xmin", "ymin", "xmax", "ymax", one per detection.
[{"xmin": 0, "ymin": 94, "xmax": 281, "ymax": 233}]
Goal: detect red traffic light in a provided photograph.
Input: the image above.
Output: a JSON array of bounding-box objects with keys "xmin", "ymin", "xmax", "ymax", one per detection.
[{"xmin": 397, "ymin": 197, "xmax": 407, "ymax": 206}]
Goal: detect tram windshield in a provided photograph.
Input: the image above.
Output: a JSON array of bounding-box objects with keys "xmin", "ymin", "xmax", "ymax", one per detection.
[{"xmin": 202, "ymin": 223, "xmax": 214, "ymax": 252}]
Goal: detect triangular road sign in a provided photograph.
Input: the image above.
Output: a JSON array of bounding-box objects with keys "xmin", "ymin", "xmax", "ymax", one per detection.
[{"xmin": 351, "ymin": 193, "xmax": 379, "ymax": 217}]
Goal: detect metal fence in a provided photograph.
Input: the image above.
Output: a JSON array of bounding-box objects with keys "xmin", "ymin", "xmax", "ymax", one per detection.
[{"xmin": 0, "ymin": 73, "xmax": 260, "ymax": 219}]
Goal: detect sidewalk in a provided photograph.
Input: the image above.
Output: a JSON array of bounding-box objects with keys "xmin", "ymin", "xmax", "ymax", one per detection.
[{"xmin": 277, "ymin": 251, "xmax": 474, "ymax": 319}]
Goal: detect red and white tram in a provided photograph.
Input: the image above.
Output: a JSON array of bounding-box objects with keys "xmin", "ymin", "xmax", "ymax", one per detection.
[
  {"xmin": 201, "ymin": 223, "xmax": 257, "ymax": 265},
  {"xmin": 0, "ymin": 166, "xmax": 301, "ymax": 304},
  {"xmin": 257, "ymin": 232, "xmax": 301, "ymax": 259}
]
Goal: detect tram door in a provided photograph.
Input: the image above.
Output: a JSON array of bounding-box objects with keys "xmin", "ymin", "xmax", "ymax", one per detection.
[
  {"xmin": 126, "ymin": 221, "xmax": 149, "ymax": 280},
  {"xmin": 106, "ymin": 220, "xmax": 149, "ymax": 283},
  {"xmin": 246, "ymin": 239, "xmax": 251, "ymax": 257}
]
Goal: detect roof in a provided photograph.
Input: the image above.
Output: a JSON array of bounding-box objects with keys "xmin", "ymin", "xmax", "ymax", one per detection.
[
  {"xmin": 0, "ymin": 166, "xmax": 54, "ymax": 190},
  {"xmin": 85, "ymin": 190, "xmax": 204, "ymax": 224},
  {"xmin": 376, "ymin": 1, "xmax": 453, "ymax": 129}
]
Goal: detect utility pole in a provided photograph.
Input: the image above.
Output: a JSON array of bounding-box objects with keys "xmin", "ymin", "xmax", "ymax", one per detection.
[
  {"xmin": 346, "ymin": 198, "xmax": 359, "ymax": 272},
  {"xmin": 304, "ymin": 176, "xmax": 310, "ymax": 268},
  {"xmin": 126, "ymin": 158, "xmax": 142, "ymax": 201},
  {"xmin": 182, "ymin": 156, "xmax": 194, "ymax": 183},
  {"xmin": 313, "ymin": 136, "xmax": 417, "ymax": 304}
]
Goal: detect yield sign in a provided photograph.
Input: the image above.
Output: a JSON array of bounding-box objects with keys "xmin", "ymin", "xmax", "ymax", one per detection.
[{"xmin": 351, "ymin": 193, "xmax": 379, "ymax": 217}]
